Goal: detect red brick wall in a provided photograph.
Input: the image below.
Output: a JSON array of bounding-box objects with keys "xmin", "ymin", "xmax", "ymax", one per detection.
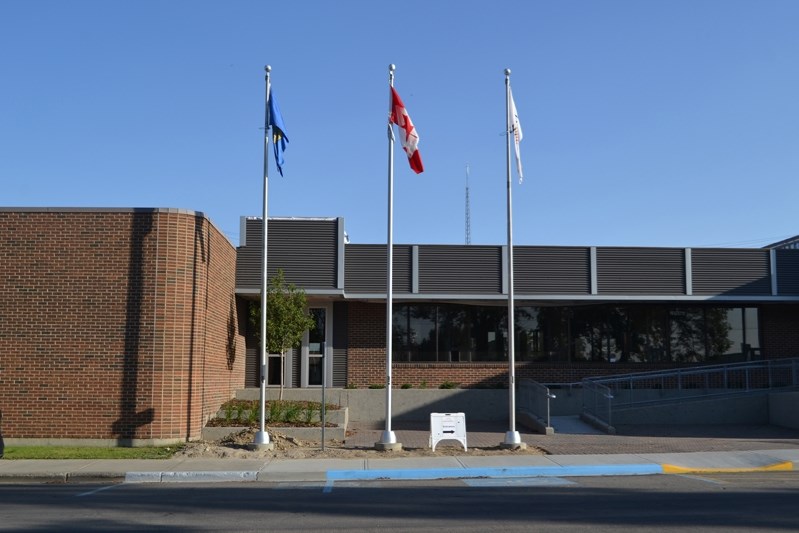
[
  {"xmin": 346, "ymin": 302, "xmax": 388, "ymax": 387},
  {"xmin": 0, "ymin": 209, "xmax": 244, "ymax": 442}
]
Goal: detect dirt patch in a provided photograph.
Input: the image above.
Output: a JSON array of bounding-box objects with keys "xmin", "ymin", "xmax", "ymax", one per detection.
[{"xmin": 175, "ymin": 428, "xmax": 547, "ymax": 460}]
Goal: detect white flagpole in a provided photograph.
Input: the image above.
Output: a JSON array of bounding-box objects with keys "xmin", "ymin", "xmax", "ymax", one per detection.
[
  {"xmin": 502, "ymin": 68, "xmax": 525, "ymax": 449},
  {"xmin": 376, "ymin": 64, "xmax": 401, "ymax": 450},
  {"xmin": 253, "ymin": 65, "xmax": 273, "ymax": 449}
]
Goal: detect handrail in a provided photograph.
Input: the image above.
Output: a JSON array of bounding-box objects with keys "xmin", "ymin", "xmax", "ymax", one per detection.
[
  {"xmin": 518, "ymin": 379, "xmax": 556, "ymax": 430},
  {"xmin": 584, "ymin": 358, "xmax": 788, "ymax": 383},
  {"xmin": 581, "ymin": 380, "xmax": 614, "ymax": 429},
  {"xmin": 581, "ymin": 357, "xmax": 799, "ymax": 429}
]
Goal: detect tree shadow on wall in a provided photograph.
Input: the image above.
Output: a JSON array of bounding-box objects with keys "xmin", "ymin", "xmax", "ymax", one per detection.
[
  {"xmin": 112, "ymin": 210, "xmax": 156, "ymax": 446},
  {"xmin": 227, "ymin": 297, "xmax": 237, "ymax": 371}
]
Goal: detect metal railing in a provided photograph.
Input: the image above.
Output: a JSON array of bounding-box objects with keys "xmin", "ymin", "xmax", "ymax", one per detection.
[
  {"xmin": 581, "ymin": 379, "xmax": 614, "ymax": 429},
  {"xmin": 582, "ymin": 357, "xmax": 799, "ymax": 429},
  {"xmin": 518, "ymin": 379, "xmax": 556, "ymax": 429}
]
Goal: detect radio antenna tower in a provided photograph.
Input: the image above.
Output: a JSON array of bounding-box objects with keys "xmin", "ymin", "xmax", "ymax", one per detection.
[{"xmin": 465, "ymin": 163, "xmax": 472, "ymax": 245}]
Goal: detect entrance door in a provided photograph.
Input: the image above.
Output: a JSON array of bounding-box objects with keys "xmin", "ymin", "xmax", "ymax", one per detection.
[{"xmin": 302, "ymin": 306, "xmax": 331, "ymax": 387}]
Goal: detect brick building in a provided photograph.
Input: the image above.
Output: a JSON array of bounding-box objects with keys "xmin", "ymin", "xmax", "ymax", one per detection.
[
  {"xmin": 0, "ymin": 208, "xmax": 245, "ymax": 445},
  {"xmin": 237, "ymin": 217, "xmax": 799, "ymax": 390},
  {"xmin": 2, "ymin": 209, "xmax": 798, "ymax": 444}
]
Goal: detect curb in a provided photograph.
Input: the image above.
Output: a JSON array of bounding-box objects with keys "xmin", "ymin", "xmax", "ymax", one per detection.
[
  {"xmin": 125, "ymin": 471, "xmax": 258, "ymax": 483},
  {"xmin": 1, "ymin": 460, "xmax": 793, "ymax": 485},
  {"xmin": 0, "ymin": 473, "xmax": 125, "ymax": 484},
  {"xmin": 327, "ymin": 463, "xmax": 663, "ymax": 482},
  {"xmin": 661, "ymin": 461, "xmax": 793, "ymax": 475}
]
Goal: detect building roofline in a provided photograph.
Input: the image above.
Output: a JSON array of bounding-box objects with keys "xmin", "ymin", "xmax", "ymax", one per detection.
[
  {"xmin": 765, "ymin": 235, "xmax": 799, "ymax": 249},
  {"xmin": 0, "ymin": 207, "xmax": 235, "ymax": 248}
]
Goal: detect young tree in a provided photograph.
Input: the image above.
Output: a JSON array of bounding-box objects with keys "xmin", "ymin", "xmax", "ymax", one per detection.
[{"xmin": 250, "ymin": 269, "xmax": 315, "ymax": 400}]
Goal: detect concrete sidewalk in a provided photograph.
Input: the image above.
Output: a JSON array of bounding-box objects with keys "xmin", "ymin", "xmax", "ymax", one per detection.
[
  {"xmin": 2, "ymin": 422, "xmax": 798, "ymax": 484},
  {"xmin": 0, "ymin": 449, "xmax": 797, "ymax": 485}
]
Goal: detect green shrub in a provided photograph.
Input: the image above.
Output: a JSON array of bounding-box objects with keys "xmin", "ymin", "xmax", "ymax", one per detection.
[
  {"xmin": 400, "ymin": 383, "xmax": 413, "ymax": 389},
  {"xmin": 247, "ymin": 404, "xmax": 260, "ymax": 425},
  {"xmin": 368, "ymin": 384, "xmax": 385, "ymax": 389},
  {"xmin": 439, "ymin": 381, "xmax": 459, "ymax": 389},
  {"xmin": 268, "ymin": 401, "xmax": 285, "ymax": 423},
  {"xmin": 284, "ymin": 403, "xmax": 302, "ymax": 423},
  {"xmin": 419, "ymin": 380, "xmax": 428, "ymax": 389},
  {"xmin": 345, "ymin": 383, "xmax": 358, "ymax": 389},
  {"xmin": 303, "ymin": 404, "xmax": 318, "ymax": 424}
]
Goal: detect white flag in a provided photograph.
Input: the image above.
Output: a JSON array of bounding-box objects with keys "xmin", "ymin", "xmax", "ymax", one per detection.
[{"xmin": 509, "ymin": 87, "xmax": 523, "ymax": 183}]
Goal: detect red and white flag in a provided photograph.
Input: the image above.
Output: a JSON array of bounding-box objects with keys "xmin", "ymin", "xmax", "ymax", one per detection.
[{"xmin": 390, "ymin": 87, "xmax": 424, "ymax": 174}]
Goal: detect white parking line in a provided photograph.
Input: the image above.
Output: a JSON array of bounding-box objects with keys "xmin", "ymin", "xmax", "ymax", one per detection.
[
  {"xmin": 463, "ymin": 477, "xmax": 577, "ymax": 488},
  {"xmin": 677, "ymin": 474, "xmax": 727, "ymax": 486},
  {"xmin": 76, "ymin": 485, "xmax": 119, "ymax": 498}
]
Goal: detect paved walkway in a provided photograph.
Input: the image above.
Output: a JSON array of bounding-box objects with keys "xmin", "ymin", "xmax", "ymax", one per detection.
[
  {"xmin": 344, "ymin": 420, "xmax": 799, "ymax": 455},
  {"xmin": 2, "ymin": 422, "xmax": 798, "ymax": 484}
]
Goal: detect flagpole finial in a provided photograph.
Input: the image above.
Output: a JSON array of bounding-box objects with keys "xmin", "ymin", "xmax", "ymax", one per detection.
[
  {"xmin": 505, "ymin": 68, "xmax": 511, "ymax": 76},
  {"xmin": 389, "ymin": 64, "xmax": 396, "ymax": 72},
  {"xmin": 265, "ymin": 65, "xmax": 271, "ymax": 73}
]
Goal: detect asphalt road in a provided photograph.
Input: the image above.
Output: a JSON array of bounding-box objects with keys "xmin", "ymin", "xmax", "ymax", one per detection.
[{"xmin": 2, "ymin": 473, "xmax": 798, "ymax": 532}]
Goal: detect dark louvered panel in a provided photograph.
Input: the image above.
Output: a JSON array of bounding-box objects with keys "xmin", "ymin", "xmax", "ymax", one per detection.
[
  {"xmin": 419, "ymin": 246, "xmax": 502, "ymax": 294},
  {"xmin": 332, "ymin": 348, "xmax": 347, "ymax": 387},
  {"xmin": 692, "ymin": 249, "xmax": 771, "ymax": 295},
  {"xmin": 245, "ymin": 346, "xmax": 258, "ymax": 387},
  {"xmin": 393, "ymin": 246, "xmax": 412, "ymax": 293},
  {"xmin": 597, "ymin": 248, "xmax": 684, "ymax": 295},
  {"xmin": 236, "ymin": 231, "xmax": 262, "ymax": 291},
  {"xmin": 236, "ymin": 218, "xmax": 339, "ymax": 290},
  {"xmin": 290, "ymin": 348, "xmax": 299, "ymax": 388},
  {"xmin": 514, "ymin": 247, "xmax": 591, "ymax": 294},
  {"xmin": 344, "ymin": 245, "xmax": 412, "ymax": 293},
  {"xmin": 776, "ymin": 250, "xmax": 799, "ymax": 295},
  {"xmin": 345, "ymin": 245, "xmax": 383, "ymax": 292},
  {"xmin": 332, "ymin": 302, "xmax": 348, "ymax": 387}
]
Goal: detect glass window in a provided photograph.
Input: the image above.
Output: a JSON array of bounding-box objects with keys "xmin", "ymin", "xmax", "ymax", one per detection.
[
  {"xmin": 392, "ymin": 303, "xmax": 760, "ymax": 365},
  {"xmin": 393, "ymin": 305, "xmax": 436, "ymax": 361},
  {"xmin": 438, "ymin": 305, "xmax": 472, "ymax": 362},
  {"xmin": 393, "ymin": 304, "xmax": 506, "ymax": 362},
  {"xmin": 626, "ymin": 306, "xmax": 667, "ymax": 363},
  {"xmin": 570, "ymin": 306, "xmax": 604, "ymax": 362},
  {"xmin": 515, "ymin": 306, "xmax": 540, "ymax": 361},
  {"xmin": 307, "ymin": 308, "xmax": 326, "ymax": 386},
  {"xmin": 744, "ymin": 307, "xmax": 760, "ymax": 351},
  {"xmin": 472, "ymin": 306, "xmax": 506, "ymax": 362},
  {"xmin": 669, "ymin": 307, "xmax": 706, "ymax": 363},
  {"xmin": 709, "ymin": 308, "xmax": 740, "ymax": 360},
  {"xmin": 705, "ymin": 307, "xmax": 760, "ymax": 362}
]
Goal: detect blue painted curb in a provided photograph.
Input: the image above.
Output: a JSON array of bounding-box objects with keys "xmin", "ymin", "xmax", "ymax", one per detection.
[{"xmin": 327, "ymin": 463, "xmax": 664, "ymax": 481}]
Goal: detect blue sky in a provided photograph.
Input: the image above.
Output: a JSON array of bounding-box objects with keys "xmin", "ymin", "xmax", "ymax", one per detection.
[{"xmin": 2, "ymin": 1, "xmax": 798, "ymax": 248}]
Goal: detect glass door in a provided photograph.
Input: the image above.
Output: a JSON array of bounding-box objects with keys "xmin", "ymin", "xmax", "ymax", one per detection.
[{"xmin": 303, "ymin": 306, "xmax": 329, "ymax": 387}]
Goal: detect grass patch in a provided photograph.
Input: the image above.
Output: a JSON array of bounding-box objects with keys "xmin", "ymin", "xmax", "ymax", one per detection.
[{"xmin": 3, "ymin": 445, "xmax": 183, "ymax": 460}]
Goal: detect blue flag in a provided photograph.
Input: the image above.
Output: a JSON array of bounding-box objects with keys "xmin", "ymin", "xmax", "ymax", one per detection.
[{"xmin": 268, "ymin": 90, "xmax": 289, "ymax": 176}]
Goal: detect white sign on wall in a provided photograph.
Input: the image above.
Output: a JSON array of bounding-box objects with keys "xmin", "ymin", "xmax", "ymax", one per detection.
[{"xmin": 429, "ymin": 412, "xmax": 467, "ymax": 452}]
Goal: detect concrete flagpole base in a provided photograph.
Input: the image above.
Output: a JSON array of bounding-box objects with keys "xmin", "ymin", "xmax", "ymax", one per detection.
[
  {"xmin": 500, "ymin": 430, "xmax": 527, "ymax": 450},
  {"xmin": 375, "ymin": 430, "xmax": 403, "ymax": 451},
  {"xmin": 249, "ymin": 430, "xmax": 275, "ymax": 451}
]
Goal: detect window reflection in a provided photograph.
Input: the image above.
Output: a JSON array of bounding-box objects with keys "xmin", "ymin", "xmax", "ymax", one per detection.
[{"xmin": 392, "ymin": 303, "xmax": 759, "ymax": 364}]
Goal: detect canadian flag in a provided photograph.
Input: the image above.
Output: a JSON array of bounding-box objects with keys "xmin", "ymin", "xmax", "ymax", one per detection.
[{"xmin": 390, "ymin": 87, "xmax": 424, "ymax": 174}]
